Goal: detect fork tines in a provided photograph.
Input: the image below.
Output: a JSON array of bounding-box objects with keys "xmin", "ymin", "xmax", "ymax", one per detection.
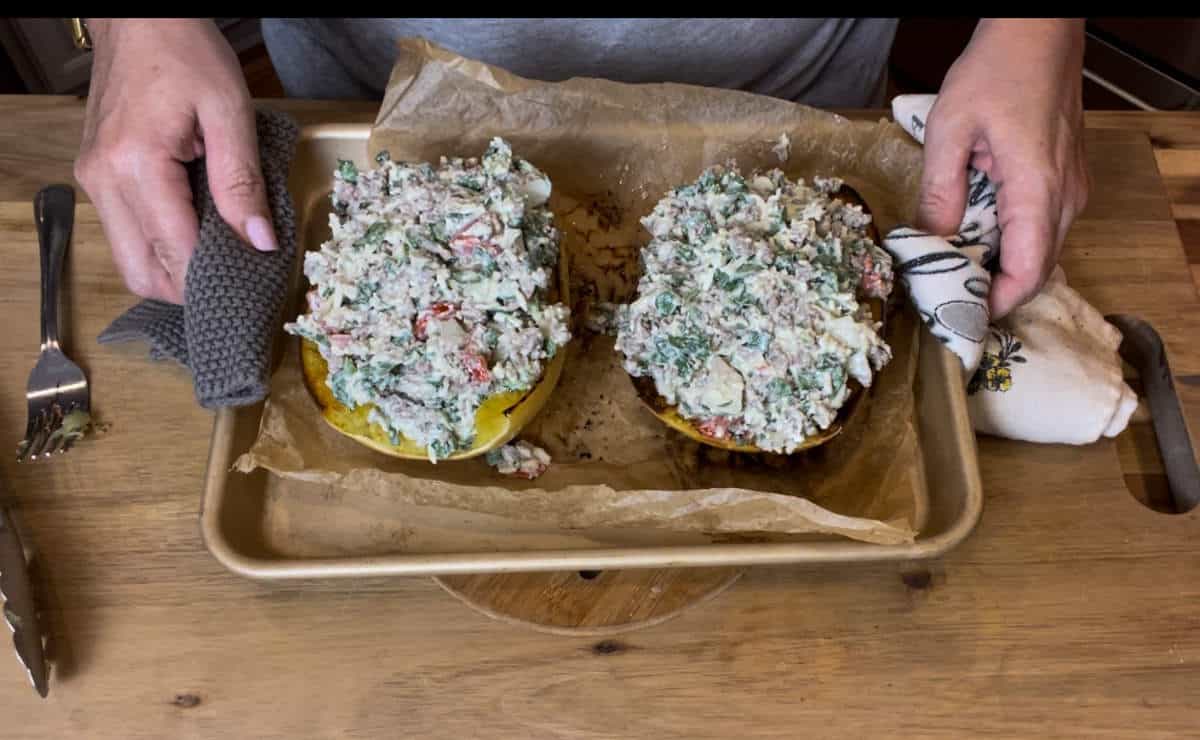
[{"xmin": 17, "ymin": 400, "xmax": 88, "ymax": 463}]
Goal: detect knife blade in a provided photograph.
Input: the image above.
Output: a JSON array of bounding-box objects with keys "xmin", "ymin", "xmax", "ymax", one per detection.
[{"xmin": 0, "ymin": 503, "xmax": 48, "ymax": 697}]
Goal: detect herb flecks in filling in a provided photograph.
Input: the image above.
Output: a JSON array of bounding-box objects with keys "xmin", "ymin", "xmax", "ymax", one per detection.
[
  {"xmin": 286, "ymin": 138, "xmax": 571, "ymax": 462},
  {"xmin": 615, "ymin": 163, "xmax": 894, "ymax": 454}
]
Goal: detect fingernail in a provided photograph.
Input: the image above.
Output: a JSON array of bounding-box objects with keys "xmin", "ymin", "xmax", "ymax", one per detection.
[{"xmin": 246, "ymin": 216, "xmax": 278, "ymax": 252}]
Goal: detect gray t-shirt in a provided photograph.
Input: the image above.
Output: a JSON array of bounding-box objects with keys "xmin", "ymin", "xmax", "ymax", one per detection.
[{"xmin": 261, "ymin": 18, "xmax": 898, "ymax": 107}]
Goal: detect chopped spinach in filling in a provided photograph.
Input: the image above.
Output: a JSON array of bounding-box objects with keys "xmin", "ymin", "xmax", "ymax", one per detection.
[
  {"xmin": 286, "ymin": 138, "xmax": 571, "ymax": 462},
  {"xmin": 615, "ymin": 163, "xmax": 894, "ymax": 453}
]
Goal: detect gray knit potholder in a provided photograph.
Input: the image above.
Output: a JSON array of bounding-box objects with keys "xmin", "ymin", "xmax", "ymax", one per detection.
[{"xmin": 98, "ymin": 108, "xmax": 301, "ymax": 409}]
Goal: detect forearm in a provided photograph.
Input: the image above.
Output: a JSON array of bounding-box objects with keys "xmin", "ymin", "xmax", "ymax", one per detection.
[
  {"xmin": 970, "ymin": 19, "xmax": 1086, "ymax": 73},
  {"xmin": 84, "ymin": 18, "xmax": 219, "ymax": 49}
]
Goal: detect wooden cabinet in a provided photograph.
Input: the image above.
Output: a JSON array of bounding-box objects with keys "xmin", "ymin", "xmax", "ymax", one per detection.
[{"xmin": 0, "ymin": 18, "xmax": 263, "ymax": 95}]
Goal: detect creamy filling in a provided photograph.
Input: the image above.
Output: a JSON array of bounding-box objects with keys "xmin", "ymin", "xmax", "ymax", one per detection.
[
  {"xmin": 615, "ymin": 163, "xmax": 894, "ymax": 453},
  {"xmin": 286, "ymin": 138, "xmax": 572, "ymax": 462}
]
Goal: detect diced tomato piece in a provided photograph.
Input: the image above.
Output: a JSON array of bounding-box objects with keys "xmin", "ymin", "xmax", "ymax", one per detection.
[
  {"xmin": 449, "ymin": 216, "xmax": 484, "ymax": 252},
  {"xmin": 463, "ymin": 351, "xmax": 491, "ymax": 383},
  {"xmin": 452, "ymin": 215, "xmax": 484, "ymax": 238},
  {"xmin": 696, "ymin": 417, "xmax": 730, "ymax": 440},
  {"xmin": 450, "ymin": 215, "xmax": 502, "ymax": 257},
  {"xmin": 862, "ymin": 271, "xmax": 883, "ymax": 296},
  {"xmin": 415, "ymin": 302, "xmax": 457, "ymax": 341},
  {"xmin": 511, "ymin": 461, "xmax": 549, "ymax": 480},
  {"xmin": 450, "ymin": 235, "xmax": 483, "ymax": 256},
  {"xmin": 329, "ymin": 334, "xmax": 352, "ymax": 350},
  {"xmin": 859, "ymin": 253, "xmax": 884, "ymax": 296}
]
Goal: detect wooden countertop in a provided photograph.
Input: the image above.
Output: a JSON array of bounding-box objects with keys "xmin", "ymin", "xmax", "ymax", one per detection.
[{"xmin": 1, "ymin": 96, "xmax": 1199, "ymax": 738}]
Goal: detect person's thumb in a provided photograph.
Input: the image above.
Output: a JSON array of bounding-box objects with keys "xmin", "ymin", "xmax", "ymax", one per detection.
[
  {"xmin": 198, "ymin": 100, "xmax": 277, "ymax": 252},
  {"xmin": 915, "ymin": 112, "xmax": 974, "ymax": 237}
]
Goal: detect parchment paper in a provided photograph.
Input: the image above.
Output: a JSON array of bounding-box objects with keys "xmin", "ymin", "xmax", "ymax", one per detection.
[{"xmin": 234, "ymin": 38, "xmax": 932, "ymax": 546}]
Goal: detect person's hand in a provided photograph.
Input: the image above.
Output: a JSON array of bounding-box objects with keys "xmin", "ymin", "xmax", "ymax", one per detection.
[
  {"xmin": 74, "ymin": 19, "xmax": 277, "ymax": 304},
  {"xmin": 917, "ymin": 19, "xmax": 1089, "ymax": 318}
]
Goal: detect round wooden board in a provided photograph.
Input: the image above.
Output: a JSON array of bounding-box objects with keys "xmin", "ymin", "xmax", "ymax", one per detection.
[{"xmin": 434, "ymin": 567, "xmax": 745, "ymax": 636}]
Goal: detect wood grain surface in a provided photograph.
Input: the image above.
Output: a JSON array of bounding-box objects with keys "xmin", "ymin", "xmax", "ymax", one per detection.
[
  {"xmin": 435, "ymin": 568, "xmax": 744, "ymax": 636},
  {"xmin": 0, "ymin": 96, "xmax": 1197, "ymax": 738}
]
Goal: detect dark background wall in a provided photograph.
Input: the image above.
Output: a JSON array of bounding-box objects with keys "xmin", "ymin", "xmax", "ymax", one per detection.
[
  {"xmin": 0, "ymin": 42, "xmax": 25, "ymax": 93},
  {"xmin": 889, "ymin": 18, "xmax": 1200, "ymax": 111}
]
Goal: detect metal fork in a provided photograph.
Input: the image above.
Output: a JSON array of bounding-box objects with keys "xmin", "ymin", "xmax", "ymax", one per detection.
[{"xmin": 17, "ymin": 185, "xmax": 90, "ymax": 462}]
